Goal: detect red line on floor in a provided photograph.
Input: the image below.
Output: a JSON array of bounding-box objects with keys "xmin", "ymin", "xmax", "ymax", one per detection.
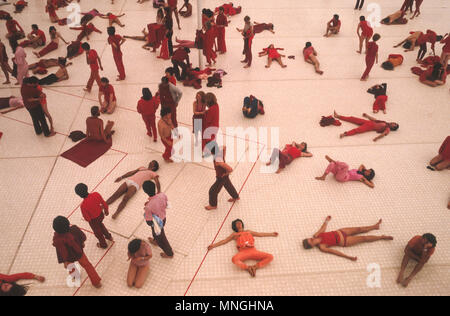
[{"xmin": 183, "ymin": 146, "xmax": 265, "ymax": 296}]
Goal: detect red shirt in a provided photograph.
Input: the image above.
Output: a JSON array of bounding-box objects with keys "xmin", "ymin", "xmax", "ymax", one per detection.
[
  {"xmin": 137, "ymin": 96, "xmax": 160, "ymax": 116},
  {"xmin": 33, "ymin": 29, "xmax": 46, "ymax": 44},
  {"xmin": 80, "ymin": 192, "xmax": 108, "ymax": 222},
  {"xmin": 359, "ymin": 21, "xmax": 373, "ymax": 37},
  {"xmin": 329, "ymin": 19, "xmax": 341, "ymax": 28},
  {"xmin": 172, "ymin": 47, "xmax": 189, "ymax": 63},
  {"xmin": 21, "ymin": 84, "xmax": 41, "ymax": 110},
  {"xmin": 6, "ymin": 19, "xmax": 22, "ymax": 34},
  {"xmin": 282, "ymin": 144, "xmax": 302, "ymax": 159},
  {"xmin": 205, "ymin": 104, "xmax": 219, "ymax": 130},
  {"xmin": 168, "ymin": 75, "xmax": 176, "ymax": 86},
  {"xmin": 216, "ymin": 13, "xmax": 228, "ymax": 27},
  {"xmin": 100, "ymin": 84, "xmax": 116, "ymax": 102},
  {"xmin": 87, "ymin": 49, "xmax": 99, "ymax": 71},
  {"xmin": 367, "ymin": 41, "xmax": 378, "ymax": 58},
  {"xmin": 108, "ymin": 34, "xmax": 123, "ymax": 56}
]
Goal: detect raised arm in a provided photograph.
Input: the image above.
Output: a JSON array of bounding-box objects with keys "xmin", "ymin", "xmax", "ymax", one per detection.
[
  {"xmin": 362, "ymin": 113, "xmax": 376, "ymax": 121},
  {"xmin": 360, "ymin": 177, "xmax": 374, "ymax": 188},
  {"xmin": 208, "ymin": 233, "xmax": 235, "ymax": 250},
  {"xmin": 313, "ymin": 216, "xmax": 331, "ymax": 238}
]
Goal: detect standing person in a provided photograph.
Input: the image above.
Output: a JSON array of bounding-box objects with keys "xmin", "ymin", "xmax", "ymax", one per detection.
[
  {"xmin": 192, "ymin": 91, "xmax": 206, "ymax": 147},
  {"xmin": 237, "ymin": 16, "xmax": 254, "ymax": 68},
  {"xmin": 397, "ymin": 234, "xmax": 437, "ymax": 288},
  {"xmin": 0, "ymin": 273, "xmax": 45, "ymax": 296},
  {"xmin": 143, "ymin": 181, "xmax": 174, "ymax": 259},
  {"xmin": 45, "ymin": 0, "xmax": 59, "ymax": 23},
  {"xmin": 98, "ymin": 77, "xmax": 117, "ymax": 114},
  {"xmin": 205, "ymin": 146, "xmax": 240, "ymax": 211},
  {"xmin": 203, "ymin": 22, "xmax": 217, "ymax": 66},
  {"xmin": 410, "ymin": 0, "xmax": 424, "ymax": 19},
  {"xmin": 202, "ymin": 92, "xmax": 219, "ymax": 153},
  {"xmin": 85, "ymin": 106, "xmax": 114, "ymax": 144},
  {"xmin": 158, "ymin": 76, "xmax": 182, "ymax": 128},
  {"xmin": 324, "ymin": 14, "xmax": 341, "ymax": 37},
  {"xmin": 302, "ymin": 216, "xmax": 393, "ymax": 261},
  {"xmin": 52, "ymin": 216, "xmax": 102, "ymax": 288},
  {"xmin": 12, "ymin": 45, "xmax": 28, "ymax": 85},
  {"xmin": 400, "ymin": 0, "xmax": 414, "ymax": 13},
  {"xmin": 82, "ymin": 42, "xmax": 103, "ymax": 93},
  {"xmin": 0, "ymin": 39, "xmax": 12, "ymax": 84},
  {"xmin": 19, "ymin": 24, "xmax": 46, "ymax": 49},
  {"xmin": 356, "ymin": 16, "xmax": 373, "ymax": 54},
  {"xmin": 106, "ymin": 161, "xmax": 161, "ymax": 219},
  {"xmin": 75, "ymin": 183, "xmax": 113, "ymax": 249},
  {"xmin": 137, "ymin": 87, "xmax": 160, "ymax": 142},
  {"xmin": 171, "ymin": 46, "xmax": 190, "ymax": 81},
  {"xmin": 354, "ymin": 0, "xmax": 364, "ymax": 10},
  {"xmin": 216, "ymin": 7, "xmax": 229, "ymax": 54},
  {"xmin": 127, "ymin": 239, "xmax": 152, "ymax": 289},
  {"xmin": 167, "ymin": 0, "xmax": 181, "ymax": 30},
  {"xmin": 361, "ymin": 33, "xmax": 380, "ymax": 81},
  {"xmin": 4, "ymin": 15, "xmax": 25, "ymax": 42},
  {"xmin": 158, "ymin": 107, "xmax": 174, "ymax": 163},
  {"xmin": 21, "ymin": 77, "xmax": 52, "ymax": 137},
  {"xmin": 164, "ymin": 7, "xmax": 174, "ymax": 56},
  {"xmin": 207, "ymin": 219, "xmax": 277, "ymax": 277},
  {"xmin": 107, "ymin": 26, "xmax": 126, "ymax": 81},
  {"xmin": 303, "ymin": 42, "xmax": 323, "ymax": 75},
  {"xmin": 33, "ymin": 26, "xmax": 68, "ymax": 58},
  {"xmin": 428, "ymin": 136, "xmax": 450, "ymax": 171},
  {"xmin": 416, "ymin": 29, "xmax": 439, "ymax": 61}
]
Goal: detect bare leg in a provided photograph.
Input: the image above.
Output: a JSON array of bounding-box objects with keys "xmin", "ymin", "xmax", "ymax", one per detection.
[
  {"xmin": 126, "ymin": 263, "xmax": 138, "ymax": 287},
  {"xmin": 133, "ymin": 265, "xmax": 150, "ymax": 288},
  {"xmin": 357, "ymin": 36, "xmax": 363, "ymax": 54},
  {"xmin": 123, "ymin": 35, "xmax": 145, "ymax": 41},
  {"xmin": 265, "ymin": 58, "xmax": 272, "ymax": 68},
  {"xmin": 276, "ymin": 57, "xmax": 287, "ymax": 68},
  {"xmin": 345, "ymin": 235, "xmax": 393, "ymax": 247},
  {"xmin": 397, "ymin": 253, "xmax": 410, "ymax": 284},
  {"xmin": 106, "ymin": 183, "xmax": 128, "ymax": 205},
  {"xmin": 112, "ymin": 185, "xmax": 137, "ymax": 219},
  {"xmin": 340, "ymin": 219, "xmax": 382, "ymax": 236}
]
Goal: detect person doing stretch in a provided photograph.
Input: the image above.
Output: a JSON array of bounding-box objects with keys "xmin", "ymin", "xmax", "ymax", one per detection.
[
  {"xmin": 315, "ymin": 155, "xmax": 375, "ymax": 188},
  {"xmin": 207, "ymin": 219, "xmax": 277, "ymax": 277},
  {"xmin": 334, "ymin": 111, "xmax": 399, "ymax": 142},
  {"xmin": 303, "ymin": 42, "xmax": 323, "ymax": 74},
  {"xmin": 303, "ymin": 216, "xmax": 393, "ymax": 261},
  {"xmin": 266, "ymin": 142, "xmax": 313, "ymax": 174}
]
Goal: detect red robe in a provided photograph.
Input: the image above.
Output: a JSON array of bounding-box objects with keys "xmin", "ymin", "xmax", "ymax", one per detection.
[
  {"xmin": 203, "ymin": 104, "xmax": 219, "ymax": 149},
  {"xmin": 203, "ymin": 28, "xmax": 217, "ymax": 64},
  {"xmin": 216, "ymin": 13, "xmax": 228, "ymax": 53}
]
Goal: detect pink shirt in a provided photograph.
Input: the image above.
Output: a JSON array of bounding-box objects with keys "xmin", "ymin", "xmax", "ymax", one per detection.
[
  {"xmin": 128, "ymin": 167, "xmax": 158, "ymax": 188},
  {"xmin": 144, "ymin": 193, "xmax": 168, "ymax": 221}
]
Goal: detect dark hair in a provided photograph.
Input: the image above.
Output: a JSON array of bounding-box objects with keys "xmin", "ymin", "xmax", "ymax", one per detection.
[
  {"xmin": 142, "ymin": 88, "xmax": 152, "ymax": 101},
  {"xmin": 422, "ymin": 233, "xmax": 437, "ymax": 248},
  {"xmin": 184, "ymin": 47, "xmax": 190, "ymax": 53},
  {"xmin": 160, "ymin": 106, "xmax": 171, "ymax": 117},
  {"xmin": 231, "ymin": 219, "xmax": 244, "ymax": 232},
  {"xmin": 165, "ymin": 67, "xmax": 174, "ymax": 75},
  {"xmin": 390, "ymin": 123, "xmax": 399, "ymax": 131},
  {"xmin": 28, "ymin": 76, "xmax": 39, "ymax": 84},
  {"xmin": 53, "ymin": 216, "xmax": 70, "ymax": 234},
  {"xmin": 431, "ymin": 62, "xmax": 443, "ymax": 81},
  {"xmin": 75, "ymin": 183, "xmax": 89, "ymax": 198},
  {"xmin": 107, "ymin": 26, "xmax": 115, "ymax": 36},
  {"xmin": 305, "ymin": 42, "xmax": 312, "ymax": 48},
  {"xmin": 403, "ymin": 41, "xmax": 412, "ymax": 49},
  {"xmin": 142, "ymin": 181, "xmax": 156, "ymax": 197},
  {"xmin": 303, "ymin": 239, "xmax": 313, "ymax": 250},
  {"xmin": 436, "ymin": 35, "xmax": 443, "ymax": 42},
  {"xmin": 381, "ymin": 61, "xmax": 394, "ymax": 70},
  {"xmin": 0, "ymin": 283, "xmax": 28, "ymax": 297},
  {"xmin": 81, "ymin": 42, "xmax": 90, "ymax": 50},
  {"xmin": 219, "ymin": 6, "xmax": 224, "ymax": 12},
  {"xmin": 359, "ymin": 16, "xmax": 365, "ymax": 21},
  {"xmin": 58, "ymin": 57, "xmax": 67, "ymax": 66},
  {"xmin": 128, "ymin": 239, "xmax": 142, "ymax": 255},
  {"xmin": 244, "ymin": 16, "xmax": 250, "ymax": 23},
  {"xmin": 205, "ymin": 92, "xmax": 217, "ymax": 107},
  {"xmin": 150, "ymin": 160, "xmax": 159, "ymax": 171},
  {"xmin": 101, "ymin": 77, "xmax": 109, "ymax": 84},
  {"xmin": 161, "ymin": 76, "xmax": 169, "ymax": 84},
  {"xmin": 91, "ymin": 106, "xmax": 100, "ymax": 117},
  {"xmin": 32, "ymin": 24, "xmax": 38, "ymax": 30},
  {"xmin": 301, "ymin": 142, "xmax": 308, "ymax": 153},
  {"xmin": 364, "ymin": 169, "xmax": 375, "ymax": 181},
  {"xmin": 372, "ymin": 33, "xmax": 381, "ymax": 41},
  {"xmin": 334, "ymin": 14, "xmax": 339, "ymax": 20},
  {"xmin": 49, "ymin": 26, "xmax": 56, "ymax": 33}
]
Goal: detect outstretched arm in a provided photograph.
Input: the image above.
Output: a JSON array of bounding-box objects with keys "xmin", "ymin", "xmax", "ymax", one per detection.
[
  {"xmin": 115, "ymin": 169, "xmax": 140, "ymax": 182},
  {"xmin": 248, "ymin": 231, "xmax": 278, "ymax": 238},
  {"xmin": 313, "ymin": 216, "xmax": 331, "ymax": 238},
  {"xmin": 319, "ymin": 245, "xmax": 357, "ymax": 261},
  {"xmin": 208, "ymin": 233, "xmax": 235, "ymax": 250},
  {"xmin": 373, "ymin": 129, "xmax": 389, "ymax": 142},
  {"xmin": 302, "ymin": 152, "xmax": 313, "ymax": 158}
]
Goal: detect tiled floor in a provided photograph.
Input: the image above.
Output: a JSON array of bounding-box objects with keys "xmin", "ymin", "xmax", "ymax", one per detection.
[{"xmin": 0, "ymin": 0, "xmax": 449, "ymax": 296}]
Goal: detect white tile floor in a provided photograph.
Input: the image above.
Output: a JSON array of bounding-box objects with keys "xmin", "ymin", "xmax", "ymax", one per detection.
[{"xmin": 0, "ymin": 0, "xmax": 449, "ymax": 296}]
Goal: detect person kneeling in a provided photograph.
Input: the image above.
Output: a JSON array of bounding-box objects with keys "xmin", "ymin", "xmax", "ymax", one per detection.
[{"xmin": 86, "ymin": 106, "xmax": 114, "ymax": 144}]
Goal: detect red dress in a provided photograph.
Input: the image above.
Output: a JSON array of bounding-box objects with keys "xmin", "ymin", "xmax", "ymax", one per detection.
[
  {"xmin": 359, "ymin": 21, "xmax": 373, "ymax": 38},
  {"xmin": 268, "ymin": 48, "xmax": 281, "ymax": 59},
  {"xmin": 203, "ymin": 28, "xmax": 217, "ymax": 64},
  {"xmin": 216, "ymin": 13, "xmax": 228, "ymax": 53}
]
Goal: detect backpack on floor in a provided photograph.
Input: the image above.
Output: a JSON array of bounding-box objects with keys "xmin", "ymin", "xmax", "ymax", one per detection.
[{"xmin": 320, "ymin": 116, "xmax": 341, "ymax": 127}]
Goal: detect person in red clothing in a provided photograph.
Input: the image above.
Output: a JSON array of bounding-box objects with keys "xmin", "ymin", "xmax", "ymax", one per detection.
[
  {"xmin": 203, "ymin": 22, "xmax": 217, "ymax": 67},
  {"xmin": 75, "ymin": 183, "xmax": 113, "ymax": 249},
  {"xmin": 356, "ymin": 16, "xmax": 373, "ymax": 54},
  {"xmin": 171, "ymin": 47, "xmax": 190, "ymax": 81},
  {"xmin": 324, "ymin": 14, "xmax": 341, "ymax": 37},
  {"xmin": 5, "ymin": 15, "xmax": 25, "ymax": 43},
  {"xmin": 303, "ymin": 216, "xmax": 393, "ymax": 261},
  {"xmin": 202, "ymin": 92, "xmax": 219, "ymax": 153},
  {"xmin": 98, "ymin": 77, "xmax": 117, "ymax": 114},
  {"xmin": 82, "ymin": 42, "xmax": 103, "ymax": 92},
  {"xmin": 100, "ymin": 12, "xmax": 126, "ymax": 27},
  {"xmin": 13, "ymin": 0, "xmax": 27, "ymax": 13},
  {"xmin": 361, "ymin": 33, "xmax": 380, "ymax": 81},
  {"xmin": 216, "ymin": 7, "xmax": 229, "ymax": 54},
  {"xmin": 207, "ymin": 219, "xmax": 277, "ymax": 277},
  {"xmin": 137, "ymin": 87, "xmax": 160, "ymax": 142},
  {"xmin": 440, "ymin": 33, "xmax": 450, "ymax": 67},
  {"xmin": 158, "ymin": 107, "xmax": 174, "ymax": 162},
  {"xmin": 0, "ymin": 272, "xmax": 45, "ymax": 296},
  {"xmin": 428, "ymin": 136, "xmax": 450, "ymax": 171},
  {"xmin": 165, "ymin": 67, "xmax": 177, "ymax": 85},
  {"xmin": 205, "ymin": 146, "xmax": 240, "ymax": 210},
  {"xmin": 70, "ymin": 22, "xmax": 102, "ymax": 42},
  {"xmin": 107, "ymin": 26, "xmax": 126, "ymax": 81},
  {"xmin": 46, "ymin": 0, "xmax": 59, "ymax": 23},
  {"xmin": 258, "ymin": 44, "xmax": 287, "ymax": 68},
  {"xmin": 303, "ymin": 42, "xmax": 323, "ymax": 75},
  {"xmin": 419, "ymin": 62, "xmax": 447, "ymax": 87},
  {"xmin": 158, "ymin": 76, "xmax": 182, "ymax": 128},
  {"xmin": 20, "ymin": 24, "xmax": 46, "ymax": 48},
  {"xmin": 416, "ymin": 30, "xmax": 440, "ymax": 61},
  {"xmin": 266, "ymin": 142, "xmax": 313, "ymax": 174},
  {"xmin": 237, "ymin": 16, "xmax": 254, "ymax": 68},
  {"xmin": 52, "ymin": 216, "xmax": 102, "ymax": 288},
  {"xmin": 335, "ymin": 111, "xmax": 399, "ymax": 142},
  {"xmin": 33, "ymin": 26, "xmax": 68, "ymax": 58},
  {"xmin": 397, "ymin": 234, "xmax": 437, "ymax": 288},
  {"xmin": 167, "ymin": 0, "xmax": 181, "ymax": 30}
]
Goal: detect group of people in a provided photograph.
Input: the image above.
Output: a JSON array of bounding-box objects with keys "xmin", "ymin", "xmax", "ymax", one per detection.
[{"xmin": 0, "ymin": 0, "xmax": 448, "ymax": 296}]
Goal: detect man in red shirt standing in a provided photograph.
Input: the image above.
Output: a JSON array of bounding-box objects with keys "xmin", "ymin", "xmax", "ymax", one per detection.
[
  {"xmin": 361, "ymin": 33, "xmax": 380, "ymax": 81},
  {"xmin": 98, "ymin": 77, "xmax": 117, "ymax": 114},
  {"xmin": 397, "ymin": 234, "xmax": 437, "ymax": 288},
  {"xmin": 19, "ymin": 24, "xmax": 46, "ymax": 48},
  {"xmin": 107, "ymin": 26, "xmax": 126, "ymax": 81},
  {"xmin": 75, "ymin": 183, "xmax": 113, "ymax": 249},
  {"xmin": 82, "ymin": 42, "xmax": 103, "ymax": 93},
  {"xmin": 216, "ymin": 7, "xmax": 229, "ymax": 54}
]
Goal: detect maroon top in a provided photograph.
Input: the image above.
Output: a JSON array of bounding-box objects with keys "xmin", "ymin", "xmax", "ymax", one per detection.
[
  {"xmin": 172, "ymin": 47, "xmax": 189, "ymax": 63},
  {"xmin": 53, "ymin": 225, "xmax": 86, "ymax": 264},
  {"xmin": 21, "ymin": 84, "xmax": 41, "ymax": 110},
  {"xmin": 158, "ymin": 83, "xmax": 175, "ymax": 107}
]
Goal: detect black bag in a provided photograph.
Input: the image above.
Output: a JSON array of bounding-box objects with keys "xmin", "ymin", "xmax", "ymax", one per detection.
[{"xmin": 69, "ymin": 131, "xmax": 86, "ymax": 142}]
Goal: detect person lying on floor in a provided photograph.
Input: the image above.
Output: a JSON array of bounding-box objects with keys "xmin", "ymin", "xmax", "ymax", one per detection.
[
  {"xmin": 38, "ymin": 57, "xmax": 70, "ymax": 85},
  {"xmin": 266, "ymin": 142, "xmax": 312, "ymax": 174},
  {"xmin": 0, "ymin": 95, "xmax": 23, "ymax": 114}
]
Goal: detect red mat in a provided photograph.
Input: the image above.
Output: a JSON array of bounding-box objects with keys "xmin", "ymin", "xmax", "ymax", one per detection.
[{"xmin": 61, "ymin": 139, "xmax": 112, "ymax": 168}]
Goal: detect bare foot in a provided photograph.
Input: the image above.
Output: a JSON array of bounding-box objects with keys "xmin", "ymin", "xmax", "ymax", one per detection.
[
  {"xmin": 374, "ymin": 219, "xmax": 382, "ymax": 230},
  {"xmin": 266, "ymin": 162, "xmax": 272, "ymax": 166},
  {"xmin": 382, "ymin": 235, "xmax": 394, "ymax": 241},
  {"xmin": 243, "ymin": 65, "xmax": 250, "ymax": 68},
  {"xmin": 401, "ymin": 278, "xmax": 411, "ymax": 288},
  {"xmin": 160, "ymin": 252, "xmax": 173, "ymax": 258},
  {"xmin": 282, "ymin": 65, "xmax": 287, "ymax": 68},
  {"xmin": 112, "ymin": 213, "xmax": 119, "ymax": 220},
  {"xmin": 339, "ymin": 133, "xmax": 345, "ymax": 139},
  {"xmin": 205, "ymin": 205, "xmax": 217, "ymax": 211},
  {"xmin": 96, "ymin": 243, "xmax": 107, "ymax": 249},
  {"xmin": 356, "ymin": 50, "xmax": 361, "ymax": 54},
  {"xmin": 228, "ymin": 197, "xmax": 240, "ymax": 203},
  {"xmin": 148, "ymin": 237, "xmax": 158, "ymax": 246},
  {"xmin": 265, "ymin": 65, "xmax": 270, "ymax": 68},
  {"xmin": 83, "ymin": 88, "xmax": 91, "ymax": 92},
  {"xmin": 316, "ymin": 70, "xmax": 324, "ymax": 75},
  {"xmin": 3, "ymin": 81, "xmax": 10, "ymax": 85},
  {"xmin": 275, "ymin": 168, "xmax": 282, "ymax": 174},
  {"xmin": 164, "ymin": 158, "xmax": 174, "ymax": 163},
  {"xmin": 315, "ymin": 176, "xmax": 325, "ymax": 181},
  {"xmin": 93, "ymin": 283, "xmax": 102, "ymax": 289}
]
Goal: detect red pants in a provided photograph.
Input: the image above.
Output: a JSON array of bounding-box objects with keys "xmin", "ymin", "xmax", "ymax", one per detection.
[
  {"xmin": 232, "ymin": 247, "xmax": 273, "ymax": 270},
  {"xmin": 38, "ymin": 41, "xmax": 58, "ymax": 57},
  {"xmin": 113, "ymin": 52, "xmax": 125, "ymax": 80},
  {"xmin": 217, "ymin": 28, "xmax": 226, "ymax": 53},
  {"xmin": 341, "ymin": 116, "xmax": 376, "ymax": 136},
  {"xmin": 142, "ymin": 114, "xmax": 157, "ymax": 139},
  {"xmin": 243, "ymin": 38, "xmax": 252, "ymax": 66},
  {"xmin": 86, "ymin": 68, "xmax": 101, "ymax": 91},
  {"xmin": 270, "ymin": 149, "xmax": 293, "ymax": 169},
  {"xmin": 362, "ymin": 55, "xmax": 376, "ymax": 80},
  {"xmin": 373, "ymin": 95, "xmax": 388, "ymax": 112},
  {"xmin": 159, "ymin": 38, "xmax": 170, "ymax": 60},
  {"xmin": 161, "ymin": 138, "xmax": 173, "ymax": 160},
  {"xmin": 76, "ymin": 253, "xmax": 101, "ymax": 287},
  {"xmin": 88, "ymin": 213, "xmax": 112, "ymax": 249}
]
